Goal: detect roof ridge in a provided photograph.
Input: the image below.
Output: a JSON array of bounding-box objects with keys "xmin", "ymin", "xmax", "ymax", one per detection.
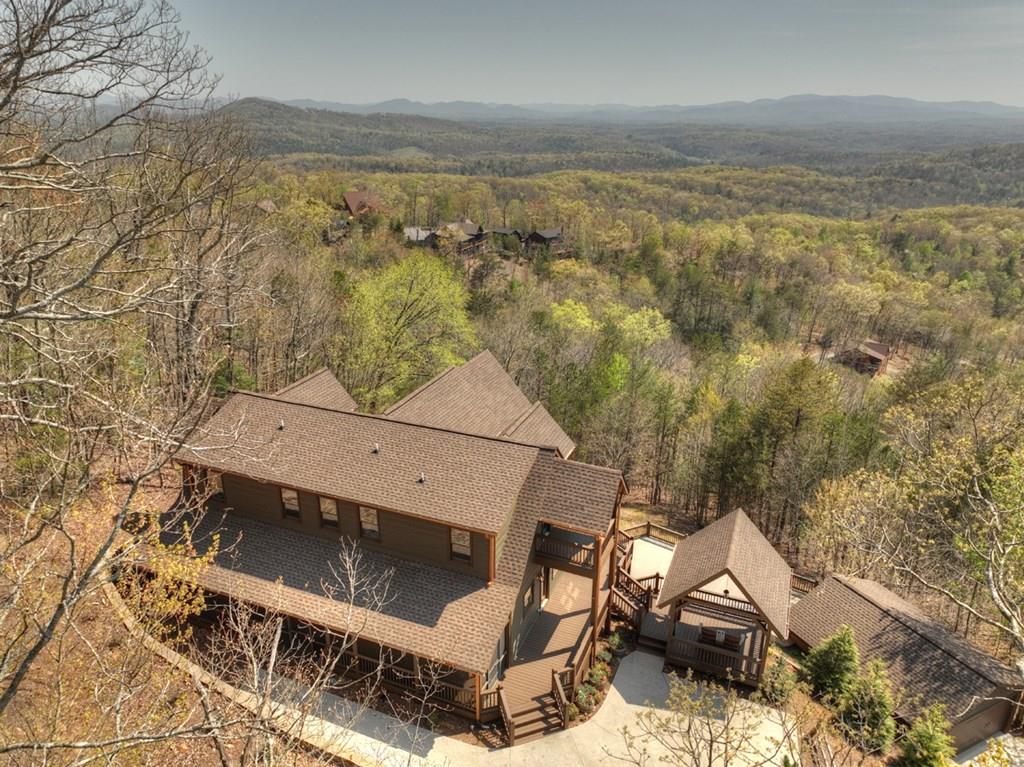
[
  {"xmin": 833, "ymin": 576, "xmax": 1013, "ymax": 688},
  {"xmin": 500, "ymin": 400, "xmax": 543, "ymax": 436},
  {"xmin": 381, "ymin": 351, "xmax": 494, "ymax": 415},
  {"xmin": 273, "ymin": 367, "xmax": 332, "ymax": 396},
  {"xmin": 229, "ymin": 389, "xmax": 559, "ymax": 453}
]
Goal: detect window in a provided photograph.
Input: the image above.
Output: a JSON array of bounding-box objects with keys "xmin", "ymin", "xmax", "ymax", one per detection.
[
  {"xmin": 281, "ymin": 487, "xmax": 300, "ymax": 519},
  {"xmin": 358, "ymin": 506, "xmax": 380, "ymax": 540},
  {"xmin": 522, "ymin": 582, "xmax": 535, "ymax": 614},
  {"xmin": 450, "ymin": 527, "xmax": 472, "ymax": 563},
  {"xmin": 207, "ymin": 470, "xmax": 224, "ymax": 499},
  {"xmin": 319, "ymin": 496, "xmax": 339, "ymax": 527}
]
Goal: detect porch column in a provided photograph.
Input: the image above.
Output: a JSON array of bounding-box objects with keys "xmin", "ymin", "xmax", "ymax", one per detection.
[{"xmin": 474, "ymin": 672, "xmax": 482, "ymax": 721}]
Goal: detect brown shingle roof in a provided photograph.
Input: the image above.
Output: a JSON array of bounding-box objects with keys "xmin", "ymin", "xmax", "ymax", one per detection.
[
  {"xmin": 342, "ymin": 190, "xmax": 380, "ymax": 216},
  {"xmin": 162, "ymin": 508, "xmax": 520, "ymax": 674},
  {"xmin": 790, "ymin": 575, "xmax": 1021, "ymax": 722},
  {"xmin": 657, "ymin": 510, "xmax": 791, "ymax": 637},
  {"xmin": 385, "ymin": 351, "xmax": 575, "ymax": 457},
  {"xmin": 163, "ymin": 427, "xmax": 619, "ymax": 675},
  {"xmin": 273, "ymin": 368, "xmax": 357, "ymax": 412}
]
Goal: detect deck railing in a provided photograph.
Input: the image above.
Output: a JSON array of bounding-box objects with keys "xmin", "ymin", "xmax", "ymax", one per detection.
[
  {"xmin": 349, "ymin": 653, "xmax": 478, "ymax": 712},
  {"xmin": 616, "ymin": 567, "xmax": 654, "ymax": 610},
  {"xmin": 791, "ymin": 573, "xmax": 818, "ymax": 595},
  {"xmin": 689, "ymin": 589, "xmax": 758, "ymax": 615},
  {"xmin": 610, "ymin": 586, "xmax": 644, "ymax": 630},
  {"xmin": 534, "ymin": 534, "xmax": 596, "ymax": 570},
  {"xmin": 498, "ymin": 686, "xmax": 516, "ymax": 746},
  {"xmin": 665, "ymin": 636, "xmax": 759, "ymax": 684},
  {"xmin": 551, "ymin": 668, "xmax": 571, "ymax": 728},
  {"xmin": 619, "ymin": 521, "xmax": 686, "ymax": 546},
  {"xmin": 636, "ymin": 573, "xmax": 663, "ymax": 598}
]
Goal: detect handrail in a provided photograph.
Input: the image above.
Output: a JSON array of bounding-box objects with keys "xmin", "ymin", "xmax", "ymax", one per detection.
[
  {"xmin": 689, "ymin": 589, "xmax": 758, "ymax": 615},
  {"xmin": 616, "ymin": 567, "xmax": 652, "ymax": 609},
  {"xmin": 534, "ymin": 534, "xmax": 596, "ymax": 569},
  {"xmin": 619, "ymin": 521, "xmax": 686, "ymax": 546},
  {"xmin": 610, "ymin": 587, "xmax": 643, "ymax": 630},
  {"xmin": 498, "ymin": 686, "xmax": 515, "ymax": 746},
  {"xmin": 636, "ymin": 573, "xmax": 663, "ymax": 600},
  {"xmin": 666, "ymin": 636, "xmax": 758, "ymax": 682},
  {"xmin": 551, "ymin": 668, "xmax": 569, "ymax": 728}
]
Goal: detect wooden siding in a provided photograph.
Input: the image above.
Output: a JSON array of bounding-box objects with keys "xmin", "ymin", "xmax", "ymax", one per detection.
[{"xmin": 220, "ymin": 473, "xmax": 490, "ymax": 579}]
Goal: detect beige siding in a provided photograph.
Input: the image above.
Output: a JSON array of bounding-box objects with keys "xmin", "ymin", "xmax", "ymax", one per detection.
[{"xmin": 219, "ymin": 473, "xmax": 489, "ymax": 578}]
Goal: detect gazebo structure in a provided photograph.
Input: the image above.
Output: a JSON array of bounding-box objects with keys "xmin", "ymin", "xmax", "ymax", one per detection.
[{"xmin": 657, "ymin": 510, "xmax": 791, "ymax": 685}]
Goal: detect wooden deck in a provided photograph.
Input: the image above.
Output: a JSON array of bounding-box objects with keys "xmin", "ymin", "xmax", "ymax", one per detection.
[{"xmin": 503, "ymin": 571, "xmax": 591, "ymax": 711}]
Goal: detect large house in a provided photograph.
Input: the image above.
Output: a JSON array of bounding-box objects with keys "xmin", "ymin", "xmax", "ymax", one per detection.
[{"xmin": 159, "ymin": 351, "xmax": 624, "ymax": 742}]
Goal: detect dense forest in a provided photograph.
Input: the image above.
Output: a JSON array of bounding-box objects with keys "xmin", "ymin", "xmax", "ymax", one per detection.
[{"xmin": 2, "ymin": 2, "xmax": 1022, "ymax": 765}]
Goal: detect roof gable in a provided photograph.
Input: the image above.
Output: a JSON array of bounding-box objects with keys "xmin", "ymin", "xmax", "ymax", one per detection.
[
  {"xmin": 385, "ymin": 350, "xmax": 576, "ymax": 456},
  {"xmin": 273, "ymin": 368, "xmax": 357, "ymax": 412},
  {"xmin": 657, "ymin": 510, "xmax": 792, "ymax": 636}
]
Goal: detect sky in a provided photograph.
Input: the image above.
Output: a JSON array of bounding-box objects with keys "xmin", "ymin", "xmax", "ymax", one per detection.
[{"xmin": 173, "ymin": 0, "xmax": 1024, "ymax": 106}]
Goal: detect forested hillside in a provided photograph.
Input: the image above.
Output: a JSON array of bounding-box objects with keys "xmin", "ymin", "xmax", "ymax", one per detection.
[{"xmin": 3, "ymin": 4, "xmax": 1022, "ymax": 762}]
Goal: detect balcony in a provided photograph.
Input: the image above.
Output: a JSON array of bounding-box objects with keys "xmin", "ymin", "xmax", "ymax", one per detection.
[{"xmin": 533, "ymin": 527, "xmax": 596, "ymax": 575}]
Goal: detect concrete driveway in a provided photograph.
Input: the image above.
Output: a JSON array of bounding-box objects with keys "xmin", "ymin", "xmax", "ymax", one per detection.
[{"xmin": 303, "ymin": 650, "xmax": 794, "ymax": 767}]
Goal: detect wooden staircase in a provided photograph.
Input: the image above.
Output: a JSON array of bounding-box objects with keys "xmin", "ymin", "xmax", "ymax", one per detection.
[{"xmin": 509, "ymin": 693, "xmax": 563, "ymax": 743}]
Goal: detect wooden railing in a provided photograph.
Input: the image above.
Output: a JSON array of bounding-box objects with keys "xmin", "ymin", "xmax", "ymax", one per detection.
[
  {"xmin": 551, "ymin": 669, "xmax": 570, "ymax": 728},
  {"xmin": 791, "ymin": 573, "xmax": 818, "ymax": 595},
  {"xmin": 620, "ymin": 521, "xmax": 686, "ymax": 546},
  {"xmin": 637, "ymin": 573, "xmax": 663, "ymax": 598},
  {"xmin": 690, "ymin": 590, "xmax": 758, "ymax": 615},
  {"xmin": 479, "ymin": 686, "xmax": 500, "ymax": 714},
  {"xmin": 615, "ymin": 530, "xmax": 635, "ymax": 570},
  {"xmin": 534, "ymin": 534, "xmax": 596, "ymax": 570},
  {"xmin": 666, "ymin": 636, "xmax": 759, "ymax": 684},
  {"xmin": 570, "ymin": 624, "xmax": 595, "ymax": 691},
  {"xmin": 610, "ymin": 586, "xmax": 644, "ymax": 630},
  {"xmin": 617, "ymin": 567, "xmax": 653, "ymax": 609},
  {"xmin": 351, "ymin": 654, "xmax": 477, "ymax": 712},
  {"xmin": 498, "ymin": 687, "xmax": 516, "ymax": 746}
]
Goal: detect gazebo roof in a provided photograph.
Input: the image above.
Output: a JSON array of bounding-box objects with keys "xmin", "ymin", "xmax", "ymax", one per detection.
[{"xmin": 657, "ymin": 510, "xmax": 792, "ymax": 637}]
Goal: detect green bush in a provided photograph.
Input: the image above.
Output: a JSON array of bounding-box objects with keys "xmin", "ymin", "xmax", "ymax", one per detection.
[
  {"xmin": 606, "ymin": 631, "xmax": 623, "ymax": 650},
  {"xmin": 838, "ymin": 660, "xmax": 896, "ymax": 754},
  {"xmin": 575, "ymin": 683, "xmax": 598, "ymax": 711},
  {"xmin": 804, "ymin": 624, "xmax": 859, "ymax": 700},
  {"xmin": 896, "ymin": 705, "xmax": 955, "ymax": 767},
  {"xmin": 596, "ymin": 649, "xmax": 613, "ymax": 664},
  {"xmin": 759, "ymin": 655, "xmax": 797, "ymax": 705},
  {"xmin": 565, "ymin": 702, "xmax": 580, "ymax": 721},
  {"xmin": 589, "ymin": 666, "xmax": 609, "ymax": 688}
]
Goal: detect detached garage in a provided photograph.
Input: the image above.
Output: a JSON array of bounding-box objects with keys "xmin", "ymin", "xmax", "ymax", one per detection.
[{"xmin": 790, "ymin": 575, "xmax": 1022, "ymax": 753}]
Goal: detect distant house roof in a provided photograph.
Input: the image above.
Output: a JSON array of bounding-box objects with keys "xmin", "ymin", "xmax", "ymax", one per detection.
[
  {"xmin": 790, "ymin": 575, "xmax": 1022, "ymax": 723},
  {"xmin": 254, "ymin": 198, "xmax": 278, "ymax": 215},
  {"xmin": 403, "ymin": 226, "xmax": 433, "ymax": 243},
  {"xmin": 489, "ymin": 227, "xmax": 524, "ymax": 238},
  {"xmin": 528, "ymin": 227, "xmax": 562, "ymax": 242},
  {"xmin": 342, "ymin": 190, "xmax": 381, "ymax": 217},
  {"xmin": 658, "ymin": 509, "xmax": 791, "ymax": 637},
  {"xmin": 273, "ymin": 368, "xmax": 357, "ymax": 412},
  {"xmin": 858, "ymin": 340, "xmax": 891, "ymax": 360},
  {"xmin": 384, "ymin": 350, "xmax": 576, "ymax": 457}
]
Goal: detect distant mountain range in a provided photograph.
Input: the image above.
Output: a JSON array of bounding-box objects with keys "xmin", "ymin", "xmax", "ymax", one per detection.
[{"xmin": 279, "ymin": 94, "xmax": 1024, "ymax": 125}]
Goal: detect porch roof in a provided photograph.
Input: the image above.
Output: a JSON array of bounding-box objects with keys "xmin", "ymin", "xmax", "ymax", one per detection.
[{"xmin": 657, "ymin": 510, "xmax": 791, "ymax": 637}]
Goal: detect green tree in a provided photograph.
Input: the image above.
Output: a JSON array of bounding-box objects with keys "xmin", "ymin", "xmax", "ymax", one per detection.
[
  {"xmin": 759, "ymin": 655, "xmax": 798, "ymax": 706},
  {"xmin": 333, "ymin": 253, "xmax": 476, "ymax": 408},
  {"xmin": 896, "ymin": 705, "xmax": 955, "ymax": 767},
  {"xmin": 837, "ymin": 660, "xmax": 896, "ymax": 754},
  {"xmin": 804, "ymin": 624, "xmax": 859, "ymax": 700}
]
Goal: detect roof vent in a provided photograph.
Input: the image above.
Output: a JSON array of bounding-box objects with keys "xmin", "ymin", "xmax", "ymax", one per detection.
[
  {"xmin": 372, "ymin": 442, "xmax": 380, "ymax": 454},
  {"xmin": 277, "ymin": 419, "xmax": 285, "ymax": 431},
  {"xmin": 417, "ymin": 471, "xmax": 426, "ymax": 484}
]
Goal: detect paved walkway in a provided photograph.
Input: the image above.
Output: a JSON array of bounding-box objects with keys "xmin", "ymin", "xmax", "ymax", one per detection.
[{"xmin": 302, "ymin": 650, "xmax": 794, "ymax": 767}]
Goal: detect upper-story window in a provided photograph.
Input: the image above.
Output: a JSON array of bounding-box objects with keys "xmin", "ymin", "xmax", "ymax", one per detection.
[
  {"xmin": 450, "ymin": 527, "xmax": 472, "ymax": 563},
  {"xmin": 281, "ymin": 487, "xmax": 300, "ymax": 519},
  {"xmin": 207, "ymin": 470, "xmax": 224, "ymax": 499},
  {"xmin": 359, "ymin": 506, "xmax": 380, "ymax": 540},
  {"xmin": 319, "ymin": 496, "xmax": 339, "ymax": 527}
]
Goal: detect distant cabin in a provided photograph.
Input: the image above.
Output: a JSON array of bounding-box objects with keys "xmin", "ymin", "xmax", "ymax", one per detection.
[
  {"xmin": 526, "ymin": 227, "xmax": 562, "ymax": 250},
  {"xmin": 834, "ymin": 340, "xmax": 891, "ymax": 376},
  {"xmin": 341, "ymin": 190, "xmax": 382, "ymax": 218}
]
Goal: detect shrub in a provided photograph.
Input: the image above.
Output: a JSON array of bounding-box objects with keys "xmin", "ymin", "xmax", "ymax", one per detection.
[
  {"xmin": 565, "ymin": 702, "xmax": 580, "ymax": 721},
  {"xmin": 838, "ymin": 660, "xmax": 896, "ymax": 754},
  {"xmin": 804, "ymin": 624, "xmax": 859, "ymax": 700},
  {"xmin": 589, "ymin": 666, "xmax": 609, "ymax": 688},
  {"xmin": 607, "ymin": 631, "xmax": 623, "ymax": 651},
  {"xmin": 596, "ymin": 649, "xmax": 613, "ymax": 664},
  {"xmin": 576, "ymin": 683, "xmax": 597, "ymax": 711},
  {"xmin": 759, "ymin": 655, "xmax": 797, "ymax": 705},
  {"xmin": 896, "ymin": 705, "xmax": 955, "ymax": 767}
]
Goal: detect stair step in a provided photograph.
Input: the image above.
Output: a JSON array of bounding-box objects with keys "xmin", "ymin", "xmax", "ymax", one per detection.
[
  {"xmin": 514, "ymin": 710, "xmax": 562, "ymax": 728},
  {"xmin": 515, "ymin": 719, "xmax": 564, "ymax": 742}
]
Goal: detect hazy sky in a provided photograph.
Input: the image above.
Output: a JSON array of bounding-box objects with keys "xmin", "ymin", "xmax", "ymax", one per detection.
[{"xmin": 174, "ymin": 0, "xmax": 1024, "ymax": 105}]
